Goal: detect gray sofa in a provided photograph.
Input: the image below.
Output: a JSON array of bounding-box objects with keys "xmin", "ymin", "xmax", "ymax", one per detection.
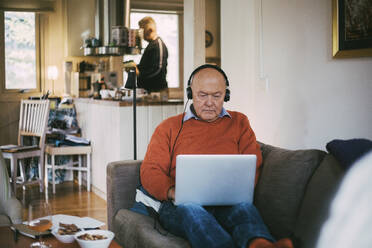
[
  {"xmin": 107, "ymin": 142, "xmax": 345, "ymax": 248},
  {"xmin": 0, "ymin": 150, "xmax": 22, "ymax": 226}
]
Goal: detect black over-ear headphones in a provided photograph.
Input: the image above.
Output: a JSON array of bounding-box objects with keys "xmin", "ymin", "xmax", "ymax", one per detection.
[{"xmin": 186, "ymin": 64, "xmax": 230, "ymax": 102}]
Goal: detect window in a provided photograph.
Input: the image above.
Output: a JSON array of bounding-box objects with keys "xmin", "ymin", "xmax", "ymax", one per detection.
[
  {"xmin": 1, "ymin": 11, "xmax": 40, "ymax": 93},
  {"xmin": 130, "ymin": 11, "xmax": 181, "ymax": 89}
]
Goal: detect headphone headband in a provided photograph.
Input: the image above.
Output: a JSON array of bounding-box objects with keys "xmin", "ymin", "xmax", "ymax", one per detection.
[{"xmin": 186, "ymin": 64, "xmax": 230, "ymax": 102}]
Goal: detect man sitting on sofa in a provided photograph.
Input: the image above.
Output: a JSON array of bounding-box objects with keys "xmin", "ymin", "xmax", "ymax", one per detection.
[{"xmin": 136, "ymin": 64, "xmax": 294, "ymax": 248}]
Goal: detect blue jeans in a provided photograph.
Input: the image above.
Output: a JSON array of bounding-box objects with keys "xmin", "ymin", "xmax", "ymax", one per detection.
[{"xmin": 159, "ymin": 202, "xmax": 274, "ymax": 248}]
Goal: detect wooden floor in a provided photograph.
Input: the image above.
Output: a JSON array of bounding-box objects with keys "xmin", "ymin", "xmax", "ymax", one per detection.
[{"xmin": 15, "ymin": 181, "xmax": 108, "ymax": 229}]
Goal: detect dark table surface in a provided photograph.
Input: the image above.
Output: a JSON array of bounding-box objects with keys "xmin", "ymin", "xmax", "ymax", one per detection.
[{"xmin": 0, "ymin": 226, "xmax": 122, "ymax": 248}]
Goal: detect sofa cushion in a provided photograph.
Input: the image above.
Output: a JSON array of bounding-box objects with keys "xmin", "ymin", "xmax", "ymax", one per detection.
[
  {"xmin": 113, "ymin": 209, "xmax": 190, "ymax": 248},
  {"xmin": 293, "ymin": 154, "xmax": 344, "ymax": 248},
  {"xmin": 254, "ymin": 143, "xmax": 326, "ymax": 239},
  {"xmin": 326, "ymin": 138, "xmax": 372, "ymax": 170}
]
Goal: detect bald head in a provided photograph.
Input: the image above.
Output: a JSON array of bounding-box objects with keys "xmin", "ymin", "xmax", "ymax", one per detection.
[{"xmin": 190, "ymin": 67, "xmax": 227, "ymax": 122}]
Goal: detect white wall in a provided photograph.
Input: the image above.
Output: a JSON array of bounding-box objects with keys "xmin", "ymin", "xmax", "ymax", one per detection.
[
  {"xmin": 184, "ymin": 0, "xmax": 206, "ymax": 93},
  {"xmin": 221, "ymin": 0, "xmax": 372, "ymax": 150}
]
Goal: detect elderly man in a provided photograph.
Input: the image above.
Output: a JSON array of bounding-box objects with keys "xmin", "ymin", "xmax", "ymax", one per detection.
[
  {"xmin": 134, "ymin": 16, "xmax": 168, "ymax": 93},
  {"xmin": 135, "ymin": 64, "xmax": 293, "ymax": 248}
]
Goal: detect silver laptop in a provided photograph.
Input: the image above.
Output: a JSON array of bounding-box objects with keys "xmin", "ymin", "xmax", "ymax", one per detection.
[{"xmin": 175, "ymin": 154, "xmax": 257, "ymax": 206}]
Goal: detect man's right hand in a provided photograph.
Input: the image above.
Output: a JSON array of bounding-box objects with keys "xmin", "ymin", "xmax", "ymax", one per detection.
[
  {"xmin": 123, "ymin": 60, "xmax": 137, "ymax": 69},
  {"xmin": 135, "ymin": 66, "xmax": 139, "ymax": 76},
  {"xmin": 167, "ymin": 186, "xmax": 175, "ymax": 201}
]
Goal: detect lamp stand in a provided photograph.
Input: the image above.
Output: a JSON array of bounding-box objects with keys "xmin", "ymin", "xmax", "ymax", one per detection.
[{"xmin": 126, "ymin": 69, "xmax": 137, "ymax": 160}]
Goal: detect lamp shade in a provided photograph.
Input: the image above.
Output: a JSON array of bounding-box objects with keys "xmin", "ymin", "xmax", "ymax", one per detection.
[{"xmin": 47, "ymin": 66, "xmax": 58, "ymax": 80}]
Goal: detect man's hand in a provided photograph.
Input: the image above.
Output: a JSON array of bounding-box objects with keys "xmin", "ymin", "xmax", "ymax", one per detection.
[
  {"xmin": 123, "ymin": 60, "xmax": 136, "ymax": 68},
  {"xmin": 167, "ymin": 186, "xmax": 175, "ymax": 201},
  {"xmin": 124, "ymin": 61, "xmax": 138, "ymax": 75},
  {"xmin": 135, "ymin": 66, "xmax": 139, "ymax": 76},
  {"xmin": 124, "ymin": 64, "xmax": 139, "ymax": 76}
]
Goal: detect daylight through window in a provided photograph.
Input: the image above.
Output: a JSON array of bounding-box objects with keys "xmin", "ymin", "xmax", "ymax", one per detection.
[{"xmin": 4, "ymin": 11, "xmax": 37, "ymax": 90}]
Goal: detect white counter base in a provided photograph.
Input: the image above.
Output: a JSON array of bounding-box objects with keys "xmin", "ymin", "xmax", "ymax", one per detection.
[{"xmin": 75, "ymin": 100, "xmax": 184, "ymax": 196}]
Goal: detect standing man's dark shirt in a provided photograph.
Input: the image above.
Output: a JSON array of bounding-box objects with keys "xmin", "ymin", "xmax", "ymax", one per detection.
[{"xmin": 137, "ymin": 37, "xmax": 168, "ymax": 92}]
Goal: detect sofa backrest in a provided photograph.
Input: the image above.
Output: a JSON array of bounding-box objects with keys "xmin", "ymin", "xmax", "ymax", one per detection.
[
  {"xmin": 254, "ymin": 143, "xmax": 327, "ymax": 240},
  {"xmin": 0, "ymin": 150, "xmax": 11, "ymax": 213}
]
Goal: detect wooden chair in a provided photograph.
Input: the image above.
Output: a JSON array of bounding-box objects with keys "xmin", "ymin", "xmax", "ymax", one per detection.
[
  {"xmin": 45, "ymin": 145, "xmax": 92, "ymax": 194},
  {"xmin": 1, "ymin": 100, "xmax": 50, "ymax": 193}
]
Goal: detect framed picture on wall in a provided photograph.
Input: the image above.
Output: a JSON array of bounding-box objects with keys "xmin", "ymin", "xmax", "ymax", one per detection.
[{"xmin": 332, "ymin": 0, "xmax": 372, "ymax": 58}]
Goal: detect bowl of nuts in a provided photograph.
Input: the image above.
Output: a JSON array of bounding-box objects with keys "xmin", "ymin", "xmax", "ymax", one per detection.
[
  {"xmin": 74, "ymin": 229, "xmax": 114, "ymax": 248},
  {"xmin": 51, "ymin": 222, "xmax": 80, "ymax": 243}
]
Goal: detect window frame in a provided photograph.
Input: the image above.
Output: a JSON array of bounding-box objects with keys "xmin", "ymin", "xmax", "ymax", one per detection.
[{"xmin": 0, "ymin": 11, "xmax": 42, "ymax": 99}]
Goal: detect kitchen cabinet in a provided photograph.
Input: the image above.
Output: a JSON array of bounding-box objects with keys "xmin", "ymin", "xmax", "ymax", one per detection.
[
  {"xmin": 74, "ymin": 98, "xmax": 184, "ymax": 199},
  {"xmin": 64, "ymin": 0, "xmax": 96, "ymax": 56}
]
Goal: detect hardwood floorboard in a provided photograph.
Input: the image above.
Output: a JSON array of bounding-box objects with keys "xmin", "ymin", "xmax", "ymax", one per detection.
[{"xmin": 15, "ymin": 181, "xmax": 108, "ymax": 229}]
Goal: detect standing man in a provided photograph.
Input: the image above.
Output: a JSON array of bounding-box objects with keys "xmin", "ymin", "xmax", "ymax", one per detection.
[
  {"xmin": 135, "ymin": 16, "xmax": 168, "ymax": 93},
  {"xmin": 135, "ymin": 64, "xmax": 294, "ymax": 248}
]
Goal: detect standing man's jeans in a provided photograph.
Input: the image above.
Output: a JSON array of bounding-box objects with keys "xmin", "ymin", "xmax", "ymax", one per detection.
[{"xmin": 159, "ymin": 201, "xmax": 274, "ymax": 248}]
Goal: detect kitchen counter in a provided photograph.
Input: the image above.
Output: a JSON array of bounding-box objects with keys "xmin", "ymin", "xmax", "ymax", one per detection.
[
  {"xmin": 74, "ymin": 97, "xmax": 183, "ymax": 107},
  {"xmin": 74, "ymin": 98, "xmax": 184, "ymax": 199}
]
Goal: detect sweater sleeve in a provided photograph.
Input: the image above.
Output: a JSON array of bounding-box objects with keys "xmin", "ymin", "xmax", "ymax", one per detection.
[
  {"xmin": 140, "ymin": 120, "xmax": 174, "ymax": 201},
  {"xmin": 237, "ymin": 115, "xmax": 263, "ymax": 186}
]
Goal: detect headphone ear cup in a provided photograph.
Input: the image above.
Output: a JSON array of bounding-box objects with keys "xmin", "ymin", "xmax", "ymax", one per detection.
[
  {"xmin": 224, "ymin": 88, "xmax": 230, "ymax": 102},
  {"xmin": 186, "ymin": 87, "xmax": 193, "ymax": 99}
]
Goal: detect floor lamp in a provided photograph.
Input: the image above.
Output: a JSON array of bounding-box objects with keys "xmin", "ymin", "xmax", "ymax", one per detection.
[
  {"xmin": 47, "ymin": 65, "xmax": 58, "ymax": 96},
  {"xmin": 125, "ymin": 69, "xmax": 137, "ymax": 160}
]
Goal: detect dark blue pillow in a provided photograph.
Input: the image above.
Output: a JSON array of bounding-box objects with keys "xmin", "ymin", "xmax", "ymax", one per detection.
[{"xmin": 326, "ymin": 138, "xmax": 372, "ymax": 170}]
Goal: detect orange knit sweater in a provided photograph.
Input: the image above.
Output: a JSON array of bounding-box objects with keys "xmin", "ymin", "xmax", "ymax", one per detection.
[{"xmin": 140, "ymin": 110, "xmax": 263, "ymax": 201}]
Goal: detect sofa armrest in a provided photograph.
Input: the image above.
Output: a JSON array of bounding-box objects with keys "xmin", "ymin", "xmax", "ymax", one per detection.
[
  {"xmin": 106, "ymin": 160, "xmax": 142, "ymax": 231},
  {"xmin": 1, "ymin": 196, "xmax": 22, "ymax": 224}
]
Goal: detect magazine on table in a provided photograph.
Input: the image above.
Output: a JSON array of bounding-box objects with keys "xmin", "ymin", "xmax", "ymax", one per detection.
[
  {"xmin": 0, "ymin": 144, "xmax": 38, "ymax": 153},
  {"xmin": 12, "ymin": 214, "xmax": 104, "ymax": 239}
]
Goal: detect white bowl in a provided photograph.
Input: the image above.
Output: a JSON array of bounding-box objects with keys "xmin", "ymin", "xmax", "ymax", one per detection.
[
  {"xmin": 108, "ymin": 90, "xmax": 116, "ymax": 98},
  {"xmin": 100, "ymin": 89, "xmax": 111, "ymax": 99},
  {"xmin": 51, "ymin": 227, "xmax": 76, "ymax": 243},
  {"xmin": 74, "ymin": 230, "xmax": 114, "ymax": 248}
]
